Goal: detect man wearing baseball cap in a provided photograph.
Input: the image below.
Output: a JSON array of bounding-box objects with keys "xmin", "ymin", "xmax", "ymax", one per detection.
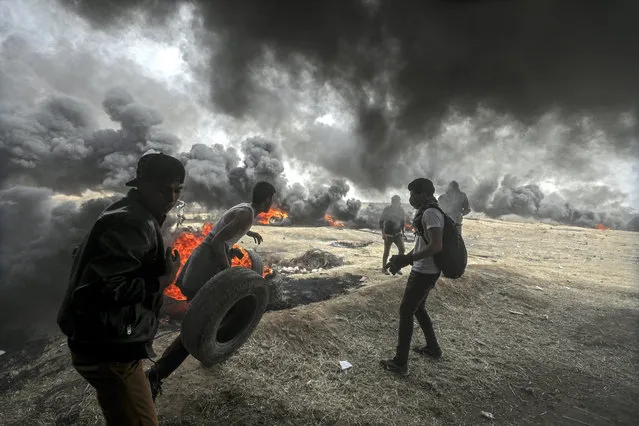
[{"xmin": 58, "ymin": 152, "xmax": 185, "ymax": 425}]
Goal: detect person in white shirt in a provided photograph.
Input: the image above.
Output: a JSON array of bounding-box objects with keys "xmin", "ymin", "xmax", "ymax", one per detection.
[
  {"xmin": 146, "ymin": 181, "xmax": 275, "ymax": 399},
  {"xmin": 381, "ymin": 178, "xmax": 444, "ymax": 376}
]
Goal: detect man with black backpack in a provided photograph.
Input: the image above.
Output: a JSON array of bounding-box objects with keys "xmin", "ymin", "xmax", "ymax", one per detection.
[{"xmin": 380, "ymin": 178, "xmax": 467, "ymax": 375}]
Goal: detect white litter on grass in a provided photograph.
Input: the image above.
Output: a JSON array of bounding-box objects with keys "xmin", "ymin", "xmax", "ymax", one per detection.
[
  {"xmin": 339, "ymin": 360, "xmax": 353, "ymax": 370},
  {"xmin": 481, "ymin": 411, "xmax": 495, "ymax": 420}
]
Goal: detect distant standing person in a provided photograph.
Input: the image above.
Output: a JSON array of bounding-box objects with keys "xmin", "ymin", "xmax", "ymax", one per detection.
[
  {"xmin": 438, "ymin": 180, "xmax": 470, "ymax": 236},
  {"xmin": 57, "ymin": 153, "xmax": 185, "ymax": 425},
  {"xmin": 145, "ymin": 181, "xmax": 276, "ymax": 400},
  {"xmin": 175, "ymin": 200, "xmax": 186, "ymax": 228},
  {"xmin": 379, "ymin": 195, "xmax": 406, "ymax": 275}
]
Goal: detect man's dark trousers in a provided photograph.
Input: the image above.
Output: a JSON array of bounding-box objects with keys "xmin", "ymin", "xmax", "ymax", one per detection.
[{"xmin": 394, "ymin": 270, "xmax": 441, "ymax": 365}]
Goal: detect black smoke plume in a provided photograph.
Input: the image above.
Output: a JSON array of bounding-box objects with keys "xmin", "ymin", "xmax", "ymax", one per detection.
[
  {"xmin": 0, "ymin": 187, "xmax": 118, "ymax": 348},
  {"xmin": 57, "ymin": 0, "xmax": 639, "ymax": 190}
]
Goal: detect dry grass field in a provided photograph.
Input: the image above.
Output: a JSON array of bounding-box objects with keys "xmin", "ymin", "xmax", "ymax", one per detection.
[{"xmin": 1, "ymin": 217, "xmax": 637, "ymax": 425}]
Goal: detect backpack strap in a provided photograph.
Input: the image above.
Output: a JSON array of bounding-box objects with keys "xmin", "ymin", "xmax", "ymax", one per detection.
[{"xmin": 414, "ymin": 203, "xmax": 443, "ymax": 240}]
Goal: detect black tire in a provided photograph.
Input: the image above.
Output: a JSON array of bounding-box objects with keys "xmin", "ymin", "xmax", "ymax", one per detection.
[
  {"xmin": 181, "ymin": 267, "xmax": 268, "ymax": 367},
  {"xmin": 265, "ymin": 278, "xmax": 285, "ymax": 310},
  {"xmin": 268, "ymin": 215, "xmax": 285, "ymax": 226},
  {"xmin": 245, "ymin": 249, "xmax": 264, "ymax": 276},
  {"xmin": 245, "ymin": 249, "xmax": 284, "ymax": 307}
]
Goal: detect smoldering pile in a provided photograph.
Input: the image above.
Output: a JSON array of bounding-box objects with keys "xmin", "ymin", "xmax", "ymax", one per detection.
[{"xmin": 274, "ymin": 249, "xmax": 344, "ymax": 275}]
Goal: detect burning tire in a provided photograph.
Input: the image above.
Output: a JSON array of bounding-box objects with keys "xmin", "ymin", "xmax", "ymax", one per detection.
[
  {"xmin": 245, "ymin": 249, "xmax": 284, "ymax": 308},
  {"xmin": 245, "ymin": 249, "xmax": 264, "ymax": 276},
  {"xmin": 268, "ymin": 215, "xmax": 286, "ymax": 226},
  {"xmin": 181, "ymin": 267, "xmax": 268, "ymax": 367},
  {"xmin": 265, "ymin": 278, "xmax": 285, "ymax": 311}
]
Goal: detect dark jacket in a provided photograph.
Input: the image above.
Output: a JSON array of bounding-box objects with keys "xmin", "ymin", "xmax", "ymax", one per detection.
[
  {"xmin": 57, "ymin": 190, "xmax": 167, "ymax": 362},
  {"xmin": 438, "ymin": 190, "xmax": 470, "ymax": 224},
  {"xmin": 379, "ymin": 205, "xmax": 406, "ymax": 235}
]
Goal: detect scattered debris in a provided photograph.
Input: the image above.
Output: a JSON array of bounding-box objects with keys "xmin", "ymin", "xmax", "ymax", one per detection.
[
  {"xmin": 330, "ymin": 240, "xmax": 373, "ymax": 249},
  {"xmin": 541, "ymin": 315, "xmax": 549, "ymax": 320},
  {"xmin": 339, "ymin": 360, "xmax": 353, "ymax": 371},
  {"xmin": 276, "ymin": 265, "xmax": 324, "ymax": 275},
  {"xmin": 281, "ymin": 249, "xmax": 344, "ymax": 270},
  {"xmin": 508, "ymin": 310, "xmax": 525, "ymax": 316},
  {"xmin": 359, "ymin": 276, "xmax": 367, "ymax": 282},
  {"xmin": 481, "ymin": 411, "xmax": 495, "ymax": 420},
  {"xmin": 534, "ymin": 286, "xmax": 544, "ymax": 291}
]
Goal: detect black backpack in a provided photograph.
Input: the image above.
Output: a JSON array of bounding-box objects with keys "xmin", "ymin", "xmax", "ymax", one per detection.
[{"xmin": 414, "ymin": 204, "xmax": 467, "ymax": 279}]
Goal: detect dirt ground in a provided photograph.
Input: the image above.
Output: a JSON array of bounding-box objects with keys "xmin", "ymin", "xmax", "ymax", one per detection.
[{"xmin": 0, "ymin": 218, "xmax": 637, "ymax": 425}]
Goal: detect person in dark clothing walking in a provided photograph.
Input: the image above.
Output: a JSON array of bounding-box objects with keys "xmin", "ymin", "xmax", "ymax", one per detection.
[
  {"xmin": 438, "ymin": 180, "xmax": 471, "ymax": 236},
  {"xmin": 379, "ymin": 195, "xmax": 406, "ymax": 275},
  {"xmin": 145, "ymin": 181, "xmax": 276, "ymax": 400},
  {"xmin": 380, "ymin": 178, "xmax": 444, "ymax": 376},
  {"xmin": 57, "ymin": 153, "xmax": 185, "ymax": 426}
]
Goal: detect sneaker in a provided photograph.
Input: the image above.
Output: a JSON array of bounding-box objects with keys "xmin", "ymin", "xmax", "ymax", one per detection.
[
  {"xmin": 145, "ymin": 370, "xmax": 163, "ymax": 402},
  {"xmin": 413, "ymin": 345, "xmax": 443, "ymax": 359},
  {"xmin": 379, "ymin": 359, "xmax": 408, "ymax": 376}
]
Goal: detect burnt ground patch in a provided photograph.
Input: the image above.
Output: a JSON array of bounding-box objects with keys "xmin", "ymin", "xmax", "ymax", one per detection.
[
  {"xmin": 267, "ymin": 273, "xmax": 366, "ymax": 311},
  {"xmin": 329, "ymin": 240, "xmax": 374, "ymax": 248}
]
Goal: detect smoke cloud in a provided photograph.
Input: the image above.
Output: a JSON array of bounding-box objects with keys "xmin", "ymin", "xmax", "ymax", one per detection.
[
  {"xmin": 0, "ymin": 187, "xmax": 118, "ymax": 348},
  {"xmin": 56, "ymin": 0, "xmax": 639, "ymax": 190}
]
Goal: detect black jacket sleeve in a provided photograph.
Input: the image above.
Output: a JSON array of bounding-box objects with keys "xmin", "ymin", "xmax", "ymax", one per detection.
[
  {"xmin": 462, "ymin": 194, "xmax": 471, "ymax": 215},
  {"xmin": 87, "ymin": 221, "xmax": 161, "ymax": 306}
]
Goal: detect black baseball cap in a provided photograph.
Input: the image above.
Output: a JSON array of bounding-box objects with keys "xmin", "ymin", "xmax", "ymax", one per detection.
[
  {"xmin": 125, "ymin": 153, "xmax": 186, "ymax": 187},
  {"xmin": 408, "ymin": 178, "xmax": 435, "ymax": 196}
]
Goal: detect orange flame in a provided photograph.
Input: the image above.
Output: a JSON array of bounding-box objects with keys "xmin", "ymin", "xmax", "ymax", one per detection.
[
  {"xmin": 163, "ymin": 222, "xmax": 271, "ymax": 301},
  {"xmin": 324, "ymin": 214, "xmax": 344, "ymax": 227},
  {"xmin": 596, "ymin": 223, "xmax": 610, "ymax": 230},
  {"xmin": 257, "ymin": 207, "xmax": 289, "ymax": 225},
  {"xmin": 405, "ymin": 216, "xmax": 415, "ymax": 232}
]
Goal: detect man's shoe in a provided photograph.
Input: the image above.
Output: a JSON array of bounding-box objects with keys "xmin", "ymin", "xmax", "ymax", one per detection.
[
  {"xmin": 145, "ymin": 370, "xmax": 163, "ymax": 402},
  {"xmin": 379, "ymin": 359, "xmax": 408, "ymax": 376},
  {"xmin": 413, "ymin": 345, "xmax": 443, "ymax": 359}
]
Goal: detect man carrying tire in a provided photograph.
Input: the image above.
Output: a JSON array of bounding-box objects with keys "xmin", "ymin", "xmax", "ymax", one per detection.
[
  {"xmin": 146, "ymin": 181, "xmax": 276, "ymax": 400},
  {"xmin": 380, "ymin": 195, "xmax": 406, "ymax": 275},
  {"xmin": 380, "ymin": 178, "xmax": 444, "ymax": 376},
  {"xmin": 57, "ymin": 153, "xmax": 185, "ymax": 426}
]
